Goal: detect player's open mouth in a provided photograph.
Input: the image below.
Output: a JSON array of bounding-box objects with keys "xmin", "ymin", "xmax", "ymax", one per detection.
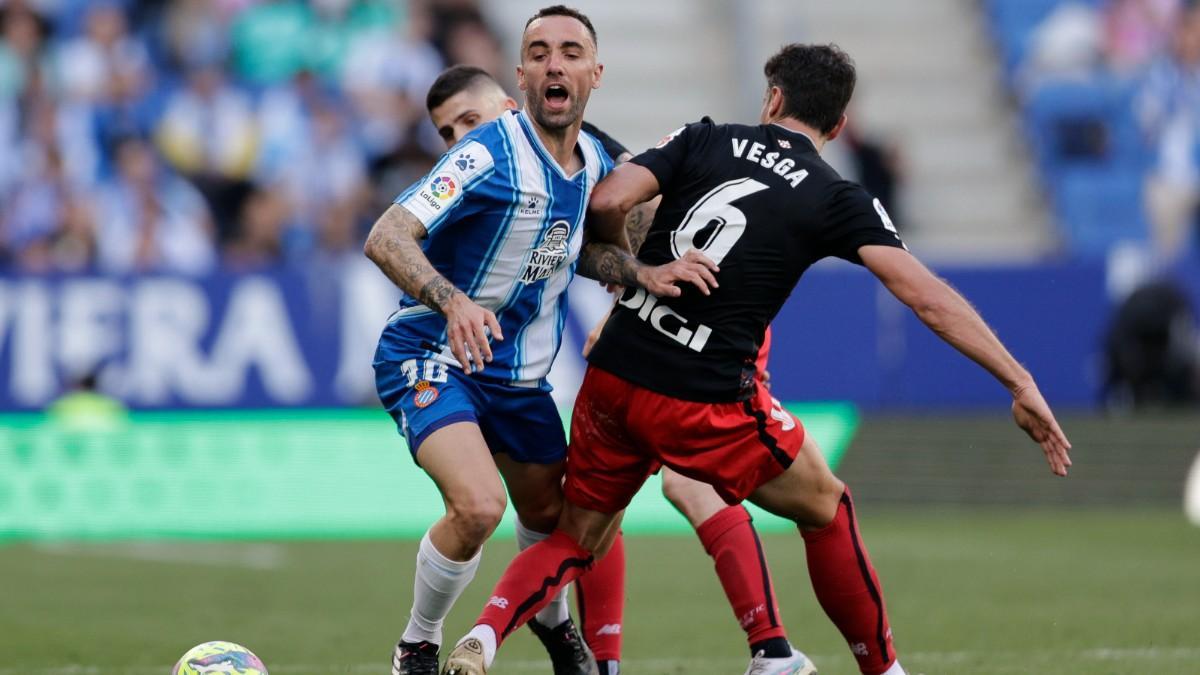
[{"xmin": 545, "ymin": 84, "xmax": 569, "ymax": 111}]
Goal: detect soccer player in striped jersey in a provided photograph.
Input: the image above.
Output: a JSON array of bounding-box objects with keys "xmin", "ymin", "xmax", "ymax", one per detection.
[
  {"xmin": 426, "ymin": 64, "xmax": 807, "ymax": 675},
  {"xmin": 364, "ymin": 7, "xmax": 716, "ymax": 675}
]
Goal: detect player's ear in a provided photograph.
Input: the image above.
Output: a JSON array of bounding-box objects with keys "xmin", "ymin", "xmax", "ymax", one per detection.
[
  {"xmin": 826, "ymin": 113, "xmax": 849, "ymax": 142},
  {"xmin": 591, "ymin": 61, "xmax": 604, "ymax": 89},
  {"xmin": 768, "ymin": 86, "xmax": 786, "ymax": 119},
  {"xmin": 516, "ymin": 64, "xmax": 527, "ymax": 93},
  {"xmin": 503, "ymin": 96, "xmax": 519, "ymax": 111}
]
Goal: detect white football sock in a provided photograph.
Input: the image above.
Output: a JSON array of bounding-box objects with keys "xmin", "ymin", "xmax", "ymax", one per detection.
[
  {"xmin": 515, "ymin": 519, "xmax": 571, "ymax": 627},
  {"xmin": 464, "ymin": 624, "xmax": 498, "ymax": 668},
  {"xmin": 881, "ymin": 660, "xmax": 907, "ymax": 675},
  {"xmin": 401, "ymin": 530, "xmax": 481, "ymax": 646}
]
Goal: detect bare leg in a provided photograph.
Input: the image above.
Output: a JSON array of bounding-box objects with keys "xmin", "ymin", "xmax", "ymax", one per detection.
[{"xmin": 400, "ymin": 422, "xmax": 506, "ymax": 652}]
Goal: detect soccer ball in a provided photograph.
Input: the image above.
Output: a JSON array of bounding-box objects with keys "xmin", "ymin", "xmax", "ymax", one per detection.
[{"xmin": 172, "ymin": 641, "xmax": 268, "ymax": 674}]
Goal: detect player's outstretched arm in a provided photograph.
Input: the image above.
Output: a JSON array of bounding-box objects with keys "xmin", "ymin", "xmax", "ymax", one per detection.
[
  {"xmin": 859, "ymin": 244, "xmax": 1073, "ymax": 476},
  {"xmin": 581, "ymin": 163, "xmax": 718, "ymax": 296},
  {"xmin": 364, "ymin": 204, "xmax": 503, "ymax": 373}
]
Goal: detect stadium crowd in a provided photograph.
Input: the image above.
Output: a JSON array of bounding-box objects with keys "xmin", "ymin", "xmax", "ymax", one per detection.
[
  {"xmin": 0, "ymin": 0, "xmax": 500, "ymax": 274},
  {"xmin": 993, "ymin": 0, "xmax": 1200, "ymax": 406},
  {"xmin": 997, "ymin": 0, "xmax": 1200, "ymax": 261}
]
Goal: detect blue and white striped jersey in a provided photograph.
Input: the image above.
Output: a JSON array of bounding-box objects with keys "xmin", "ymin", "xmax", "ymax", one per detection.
[{"xmin": 377, "ymin": 110, "xmax": 615, "ymax": 389}]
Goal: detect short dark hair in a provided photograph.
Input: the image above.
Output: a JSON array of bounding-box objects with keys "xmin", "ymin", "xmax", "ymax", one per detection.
[
  {"xmin": 426, "ymin": 65, "xmax": 498, "ymax": 112},
  {"xmin": 763, "ymin": 44, "xmax": 856, "ymax": 136},
  {"xmin": 524, "ymin": 5, "xmax": 597, "ymax": 48}
]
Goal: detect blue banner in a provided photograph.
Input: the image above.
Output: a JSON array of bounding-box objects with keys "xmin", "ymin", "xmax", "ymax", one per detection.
[
  {"xmin": 0, "ymin": 263, "xmax": 398, "ymax": 410},
  {"xmin": 0, "ymin": 258, "xmax": 1134, "ymax": 411}
]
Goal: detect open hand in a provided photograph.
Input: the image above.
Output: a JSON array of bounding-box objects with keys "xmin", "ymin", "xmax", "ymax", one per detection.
[
  {"xmin": 636, "ymin": 249, "xmax": 720, "ymax": 297},
  {"xmin": 1011, "ymin": 384, "xmax": 1073, "ymax": 476},
  {"xmin": 444, "ymin": 293, "xmax": 504, "ymax": 374}
]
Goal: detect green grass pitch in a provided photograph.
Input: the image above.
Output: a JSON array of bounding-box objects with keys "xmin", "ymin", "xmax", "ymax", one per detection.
[{"xmin": 2, "ymin": 507, "xmax": 1198, "ymax": 675}]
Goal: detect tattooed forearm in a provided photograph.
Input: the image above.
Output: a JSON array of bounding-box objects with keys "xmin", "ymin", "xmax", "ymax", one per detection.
[
  {"xmin": 624, "ymin": 198, "xmax": 659, "ymax": 254},
  {"xmin": 418, "ymin": 276, "xmax": 459, "ymax": 312},
  {"xmin": 364, "ymin": 204, "xmax": 463, "ymax": 314},
  {"xmin": 578, "ymin": 243, "xmax": 642, "ymax": 287}
]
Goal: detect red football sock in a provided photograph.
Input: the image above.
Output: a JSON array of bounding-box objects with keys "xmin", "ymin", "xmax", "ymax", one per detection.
[
  {"xmin": 801, "ymin": 488, "xmax": 896, "ymax": 675},
  {"xmin": 696, "ymin": 505, "xmax": 788, "ymax": 645},
  {"xmin": 574, "ymin": 531, "xmax": 625, "ymax": 661},
  {"xmin": 477, "ymin": 530, "xmax": 593, "ymax": 644}
]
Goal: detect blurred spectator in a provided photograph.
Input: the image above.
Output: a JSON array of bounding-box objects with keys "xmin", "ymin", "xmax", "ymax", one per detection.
[
  {"xmin": 1136, "ymin": 5, "xmax": 1200, "ymax": 260},
  {"xmin": 443, "ymin": 17, "xmax": 504, "ymax": 79},
  {"xmin": 229, "ymin": 0, "xmax": 314, "ymax": 86},
  {"xmin": 224, "ymin": 186, "xmax": 286, "ymax": 269},
  {"xmin": 2, "ymin": 143, "xmax": 95, "ymax": 272},
  {"xmin": 256, "ymin": 71, "xmax": 368, "ymax": 257},
  {"xmin": 841, "ymin": 120, "xmax": 906, "ymax": 230},
  {"xmin": 1021, "ymin": 2, "xmax": 1104, "ymax": 90},
  {"xmin": 0, "ymin": 2, "xmax": 51, "ymax": 99},
  {"xmin": 0, "ymin": 97, "xmax": 16, "ymax": 192},
  {"xmin": 154, "ymin": 63, "xmax": 257, "ymax": 237},
  {"xmin": 1103, "ymin": 0, "xmax": 1181, "ymax": 75},
  {"xmin": 1103, "ymin": 279, "xmax": 1200, "ymax": 408},
  {"xmin": 0, "ymin": 0, "xmax": 492, "ymax": 275},
  {"xmin": 340, "ymin": 7, "xmax": 442, "ymax": 160},
  {"xmin": 307, "ymin": 0, "xmax": 399, "ymax": 81},
  {"xmin": 94, "ymin": 136, "xmax": 216, "ymax": 275},
  {"xmin": 160, "ymin": 0, "xmax": 229, "ymax": 72},
  {"xmin": 55, "ymin": 2, "xmax": 150, "ymax": 105},
  {"xmin": 33, "ymin": 96, "xmax": 102, "ymax": 191},
  {"xmin": 47, "ymin": 371, "xmax": 128, "ymax": 433},
  {"xmin": 54, "ymin": 1, "xmax": 158, "ymax": 153}
]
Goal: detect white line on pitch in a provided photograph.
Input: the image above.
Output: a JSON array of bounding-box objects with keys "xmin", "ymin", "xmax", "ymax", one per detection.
[{"xmin": 31, "ymin": 541, "xmax": 286, "ymax": 570}]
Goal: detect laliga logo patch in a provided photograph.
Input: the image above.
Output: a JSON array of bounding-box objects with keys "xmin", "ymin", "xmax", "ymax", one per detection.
[
  {"xmin": 430, "ymin": 174, "xmax": 457, "ymax": 200},
  {"xmin": 413, "ymin": 380, "xmax": 440, "ymax": 408}
]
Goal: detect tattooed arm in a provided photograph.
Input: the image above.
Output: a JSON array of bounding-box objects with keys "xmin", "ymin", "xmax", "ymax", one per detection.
[
  {"xmin": 581, "ymin": 163, "xmax": 718, "ymax": 297},
  {"xmin": 364, "ymin": 205, "xmax": 460, "ymax": 311},
  {"xmin": 624, "ymin": 197, "xmax": 660, "ymax": 254},
  {"xmin": 364, "ymin": 204, "xmax": 503, "ymax": 373}
]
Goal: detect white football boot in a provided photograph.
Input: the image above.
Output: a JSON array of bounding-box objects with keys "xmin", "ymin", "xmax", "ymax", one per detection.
[
  {"xmin": 743, "ymin": 645, "xmax": 817, "ymax": 675},
  {"xmin": 441, "ymin": 637, "xmax": 487, "ymax": 675}
]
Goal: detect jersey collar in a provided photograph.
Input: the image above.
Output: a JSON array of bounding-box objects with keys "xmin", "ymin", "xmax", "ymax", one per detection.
[
  {"xmin": 770, "ymin": 123, "xmax": 818, "ymax": 151},
  {"xmin": 517, "ymin": 110, "xmax": 589, "ymax": 182}
]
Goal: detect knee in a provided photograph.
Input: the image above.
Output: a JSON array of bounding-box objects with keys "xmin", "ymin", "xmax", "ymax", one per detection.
[
  {"xmin": 590, "ymin": 530, "xmax": 619, "ymax": 559},
  {"xmin": 445, "ymin": 492, "xmax": 508, "ymax": 545},
  {"xmin": 514, "ymin": 494, "xmax": 562, "ymax": 534},
  {"xmin": 560, "ymin": 506, "xmax": 619, "ymax": 556},
  {"xmin": 794, "ymin": 477, "xmax": 844, "ymax": 530},
  {"xmin": 661, "ymin": 471, "xmax": 721, "ymax": 525}
]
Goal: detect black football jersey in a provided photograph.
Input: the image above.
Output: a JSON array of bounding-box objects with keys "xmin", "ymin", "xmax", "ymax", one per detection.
[{"xmin": 587, "ymin": 117, "xmax": 907, "ymax": 402}]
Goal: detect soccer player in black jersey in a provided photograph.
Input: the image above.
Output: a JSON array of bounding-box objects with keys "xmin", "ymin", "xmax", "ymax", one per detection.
[
  {"xmin": 443, "ymin": 44, "xmax": 1072, "ymax": 675},
  {"xmin": 426, "ymin": 64, "xmax": 808, "ymax": 675}
]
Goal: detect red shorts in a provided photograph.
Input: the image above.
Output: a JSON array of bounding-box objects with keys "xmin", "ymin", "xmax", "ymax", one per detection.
[{"xmin": 564, "ymin": 365, "xmax": 805, "ymax": 513}]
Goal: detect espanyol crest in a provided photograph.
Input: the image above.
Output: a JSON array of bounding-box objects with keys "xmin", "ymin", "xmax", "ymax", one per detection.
[{"xmin": 520, "ymin": 221, "xmax": 571, "ymax": 284}]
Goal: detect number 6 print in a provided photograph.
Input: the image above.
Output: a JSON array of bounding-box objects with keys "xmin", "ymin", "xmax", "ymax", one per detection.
[{"xmin": 670, "ymin": 177, "xmax": 769, "ymax": 263}]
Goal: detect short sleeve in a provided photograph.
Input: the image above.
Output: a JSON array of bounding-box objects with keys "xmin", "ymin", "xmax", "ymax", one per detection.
[
  {"xmin": 820, "ymin": 182, "xmax": 907, "ymax": 264},
  {"xmin": 629, "ymin": 119, "xmax": 709, "ymax": 191},
  {"xmin": 394, "ymin": 138, "xmax": 495, "ymax": 235}
]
